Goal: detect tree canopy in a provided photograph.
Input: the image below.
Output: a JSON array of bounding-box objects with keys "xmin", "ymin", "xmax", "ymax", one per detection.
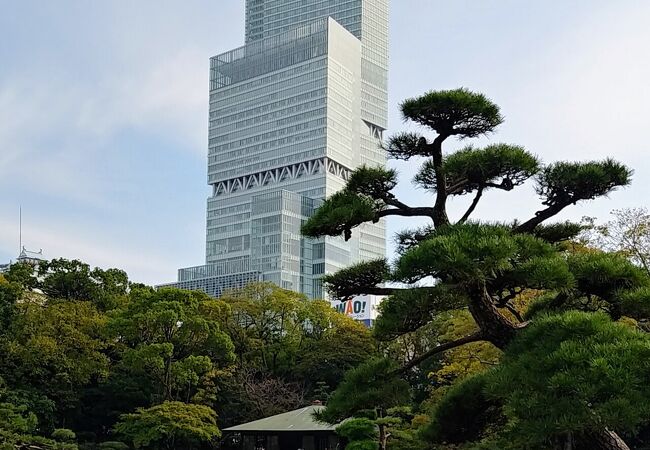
[
  {"xmin": 0, "ymin": 268, "xmax": 374, "ymax": 449},
  {"xmin": 306, "ymin": 88, "xmax": 644, "ymax": 450}
]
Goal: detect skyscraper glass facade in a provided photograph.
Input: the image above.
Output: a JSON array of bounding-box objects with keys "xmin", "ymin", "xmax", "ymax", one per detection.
[{"xmin": 162, "ymin": 0, "xmax": 388, "ymax": 303}]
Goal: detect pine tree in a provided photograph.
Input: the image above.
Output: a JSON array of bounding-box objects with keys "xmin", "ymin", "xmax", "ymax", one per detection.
[{"xmin": 303, "ymin": 88, "xmax": 649, "ymax": 449}]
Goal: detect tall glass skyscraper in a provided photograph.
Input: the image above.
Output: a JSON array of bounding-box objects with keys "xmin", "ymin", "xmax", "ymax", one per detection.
[{"xmin": 163, "ymin": 0, "xmax": 388, "ymax": 303}]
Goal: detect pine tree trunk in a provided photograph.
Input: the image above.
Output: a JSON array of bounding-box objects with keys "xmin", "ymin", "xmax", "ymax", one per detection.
[
  {"xmin": 563, "ymin": 432, "xmax": 574, "ymax": 450},
  {"xmin": 585, "ymin": 429, "xmax": 630, "ymax": 450},
  {"xmin": 378, "ymin": 423, "xmax": 388, "ymax": 450},
  {"xmin": 467, "ymin": 283, "xmax": 521, "ymax": 349},
  {"xmin": 466, "ymin": 284, "xmax": 631, "ymax": 450},
  {"xmin": 429, "ymin": 135, "xmax": 450, "ymax": 228}
]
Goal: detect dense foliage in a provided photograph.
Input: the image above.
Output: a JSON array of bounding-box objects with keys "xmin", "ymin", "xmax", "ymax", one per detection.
[
  {"xmin": 305, "ymin": 88, "xmax": 650, "ymax": 450},
  {"xmin": 0, "ymin": 263, "xmax": 374, "ymax": 449}
]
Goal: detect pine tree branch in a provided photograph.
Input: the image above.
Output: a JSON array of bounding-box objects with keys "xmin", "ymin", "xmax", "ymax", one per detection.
[
  {"xmin": 503, "ymin": 303, "xmax": 524, "ymax": 323},
  {"xmin": 349, "ymin": 287, "xmax": 405, "ymax": 296},
  {"xmin": 447, "ymin": 177, "xmax": 470, "ymax": 195},
  {"xmin": 383, "ymin": 197, "xmax": 412, "ymax": 210},
  {"xmin": 329, "ymin": 286, "xmax": 410, "ymax": 300},
  {"xmin": 395, "ymin": 331, "xmax": 485, "ymax": 374},
  {"xmin": 379, "ymin": 197, "xmax": 437, "ymax": 220},
  {"xmin": 515, "ymin": 203, "xmax": 566, "ymax": 233},
  {"xmin": 458, "ymin": 186, "xmax": 484, "ymax": 224},
  {"xmin": 377, "ymin": 207, "xmax": 436, "ymax": 219}
]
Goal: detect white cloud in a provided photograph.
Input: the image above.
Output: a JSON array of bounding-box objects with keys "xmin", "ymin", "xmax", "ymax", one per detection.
[
  {"xmin": 0, "ymin": 46, "xmax": 209, "ymax": 202},
  {"xmin": 73, "ymin": 47, "xmax": 209, "ymax": 154},
  {"xmin": 504, "ymin": 2, "xmax": 650, "ymax": 163}
]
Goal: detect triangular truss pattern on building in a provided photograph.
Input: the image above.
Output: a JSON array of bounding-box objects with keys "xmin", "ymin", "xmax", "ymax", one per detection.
[{"xmin": 213, "ymin": 157, "xmax": 351, "ymax": 196}]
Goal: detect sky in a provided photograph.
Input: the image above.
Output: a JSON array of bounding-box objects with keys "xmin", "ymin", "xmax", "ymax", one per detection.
[{"xmin": 1, "ymin": 1, "xmax": 649, "ymax": 285}]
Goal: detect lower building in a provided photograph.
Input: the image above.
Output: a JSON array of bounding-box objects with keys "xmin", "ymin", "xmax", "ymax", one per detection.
[
  {"xmin": 221, "ymin": 403, "xmax": 339, "ymax": 450},
  {"xmin": 157, "ymin": 270, "xmax": 262, "ymax": 299},
  {"xmin": 161, "ymin": 190, "xmax": 322, "ymax": 298},
  {"xmin": 1, "ymin": 247, "xmax": 46, "ymax": 274}
]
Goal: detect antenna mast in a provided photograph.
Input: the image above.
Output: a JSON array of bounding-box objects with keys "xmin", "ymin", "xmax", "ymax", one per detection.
[{"xmin": 19, "ymin": 206, "xmax": 22, "ymax": 255}]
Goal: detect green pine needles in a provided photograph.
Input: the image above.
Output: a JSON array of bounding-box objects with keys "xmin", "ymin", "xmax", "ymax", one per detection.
[
  {"xmin": 305, "ymin": 87, "xmax": 644, "ymax": 449},
  {"xmin": 425, "ymin": 312, "xmax": 650, "ymax": 449}
]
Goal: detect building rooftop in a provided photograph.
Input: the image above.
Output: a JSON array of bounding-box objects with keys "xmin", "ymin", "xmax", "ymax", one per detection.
[
  {"xmin": 223, "ymin": 405, "xmax": 335, "ymax": 432},
  {"xmin": 18, "ymin": 247, "xmax": 45, "ymax": 261}
]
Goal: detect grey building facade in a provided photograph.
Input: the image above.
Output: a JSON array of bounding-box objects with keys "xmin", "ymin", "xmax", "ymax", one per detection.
[{"xmin": 163, "ymin": 0, "xmax": 388, "ymax": 300}]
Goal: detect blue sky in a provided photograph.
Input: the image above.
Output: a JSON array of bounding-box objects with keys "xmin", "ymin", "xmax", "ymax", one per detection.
[{"xmin": 1, "ymin": 1, "xmax": 649, "ymax": 285}]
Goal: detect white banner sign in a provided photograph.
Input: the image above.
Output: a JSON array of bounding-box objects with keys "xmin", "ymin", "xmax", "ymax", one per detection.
[{"xmin": 331, "ymin": 295, "xmax": 381, "ymax": 321}]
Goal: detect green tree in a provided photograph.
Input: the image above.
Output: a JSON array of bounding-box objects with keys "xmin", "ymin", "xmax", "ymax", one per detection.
[
  {"xmin": 4, "ymin": 262, "xmax": 38, "ymax": 290},
  {"xmin": 302, "ymin": 88, "xmax": 641, "ymax": 449},
  {"xmin": 0, "ymin": 275, "xmax": 21, "ymax": 333},
  {"xmin": 215, "ymin": 283, "xmax": 375, "ymax": 425},
  {"xmin": 0, "ymin": 401, "xmax": 38, "ymax": 436},
  {"xmin": 317, "ymin": 358, "xmax": 410, "ymax": 450},
  {"xmin": 109, "ymin": 287, "xmax": 235, "ymax": 403},
  {"xmin": 420, "ymin": 311, "xmax": 500, "ymax": 409},
  {"xmin": 294, "ymin": 298, "xmax": 376, "ymax": 390},
  {"xmin": 98, "ymin": 442, "xmax": 130, "ymax": 450},
  {"xmin": 38, "ymin": 258, "xmax": 129, "ymax": 311},
  {"xmin": 114, "ymin": 401, "xmax": 220, "ymax": 450},
  {"xmin": 0, "ymin": 299, "xmax": 109, "ymax": 427},
  {"xmin": 52, "ymin": 428, "xmax": 77, "ymax": 443},
  {"xmin": 426, "ymin": 312, "xmax": 650, "ymax": 449},
  {"xmin": 428, "ymin": 311, "xmax": 499, "ymax": 385},
  {"xmin": 336, "ymin": 418, "xmax": 378, "ymax": 450},
  {"xmin": 220, "ymin": 283, "xmax": 310, "ymax": 375},
  {"xmin": 220, "ymin": 282, "xmax": 375, "ymax": 396},
  {"xmin": 488, "ymin": 312, "xmax": 650, "ymax": 449},
  {"xmin": 0, "ymin": 400, "xmax": 77, "ymax": 450}
]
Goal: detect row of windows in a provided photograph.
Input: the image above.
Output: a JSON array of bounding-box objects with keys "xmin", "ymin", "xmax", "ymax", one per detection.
[
  {"xmin": 359, "ymin": 232, "xmax": 385, "ymax": 247},
  {"xmin": 209, "ymin": 106, "xmax": 327, "ymax": 145},
  {"xmin": 213, "ymin": 58, "xmax": 326, "ymax": 100},
  {"xmin": 207, "ymin": 212, "xmax": 251, "ymax": 227},
  {"xmin": 359, "ymin": 242, "xmax": 385, "ymax": 255},
  {"xmin": 212, "ymin": 132, "xmax": 325, "ymax": 167},
  {"xmin": 210, "ymin": 117, "xmax": 326, "ymax": 153},
  {"xmin": 210, "ymin": 97, "xmax": 326, "ymax": 135},
  {"xmin": 171, "ymin": 271, "xmax": 261, "ymax": 297},
  {"xmin": 207, "ymin": 202, "xmax": 250, "ymax": 218},
  {"xmin": 209, "ymin": 144, "xmax": 324, "ymax": 179},
  {"xmin": 257, "ymin": 1, "xmax": 363, "ymax": 40},
  {"xmin": 178, "ymin": 258, "xmax": 253, "ymax": 280},
  {"xmin": 251, "ymin": 242, "xmax": 282, "ymax": 257},
  {"xmin": 312, "ymin": 242, "xmax": 325, "ymax": 259},
  {"xmin": 207, "ymin": 235, "xmax": 252, "ymax": 257},
  {"xmin": 212, "ymin": 67, "xmax": 327, "ymax": 117},
  {"xmin": 313, "ymin": 262, "xmax": 325, "ymax": 275},
  {"xmin": 245, "ymin": 10, "xmax": 333, "ymax": 44},
  {"xmin": 253, "ymin": 213, "xmax": 282, "ymax": 226},
  {"xmin": 210, "ymin": 127, "xmax": 327, "ymax": 162},
  {"xmin": 361, "ymin": 59, "xmax": 388, "ymax": 89},
  {"xmin": 210, "ymin": 88, "xmax": 324, "ymax": 123},
  {"xmin": 208, "ymin": 222, "xmax": 246, "ymax": 236},
  {"xmin": 261, "ymin": 0, "xmax": 361, "ymax": 22},
  {"xmin": 210, "ymin": 83, "xmax": 326, "ymax": 134}
]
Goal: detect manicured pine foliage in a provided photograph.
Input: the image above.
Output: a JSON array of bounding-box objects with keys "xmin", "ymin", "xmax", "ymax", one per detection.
[{"xmin": 303, "ymin": 87, "xmax": 649, "ymax": 449}]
